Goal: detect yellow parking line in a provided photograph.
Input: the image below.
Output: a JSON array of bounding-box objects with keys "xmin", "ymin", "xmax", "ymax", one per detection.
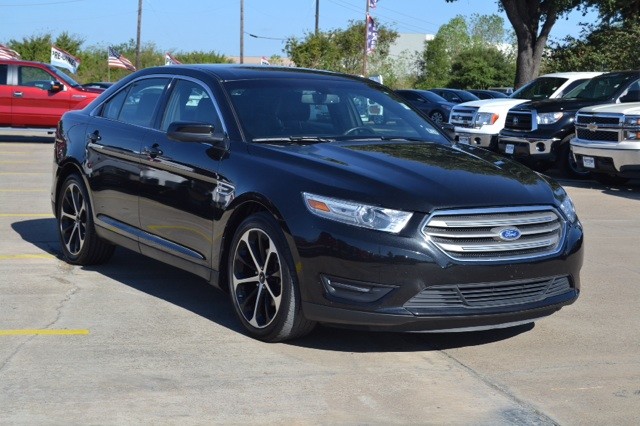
[
  {"xmin": 0, "ymin": 329, "xmax": 89, "ymax": 336},
  {"xmin": 0, "ymin": 213, "xmax": 53, "ymax": 217},
  {"xmin": 0, "ymin": 254, "xmax": 56, "ymax": 260}
]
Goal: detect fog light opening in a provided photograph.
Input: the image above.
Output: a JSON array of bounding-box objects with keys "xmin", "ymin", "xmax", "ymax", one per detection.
[
  {"xmin": 321, "ymin": 275, "xmax": 396, "ymax": 303},
  {"xmin": 536, "ymin": 142, "xmax": 546, "ymax": 152}
]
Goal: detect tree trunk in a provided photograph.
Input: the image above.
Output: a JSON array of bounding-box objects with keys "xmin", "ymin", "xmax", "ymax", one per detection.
[{"xmin": 501, "ymin": 0, "xmax": 561, "ymax": 88}]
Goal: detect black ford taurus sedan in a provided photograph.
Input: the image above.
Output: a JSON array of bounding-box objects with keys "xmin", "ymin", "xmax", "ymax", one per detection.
[{"xmin": 51, "ymin": 65, "xmax": 583, "ymax": 342}]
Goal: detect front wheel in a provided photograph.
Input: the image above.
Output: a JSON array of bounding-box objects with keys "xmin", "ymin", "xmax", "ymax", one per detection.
[
  {"xmin": 228, "ymin": 212, "xmax": 315, "ymax": 342},
  {"xmin": 57, "ymin": 174, "xmax": 114, "ymax": 265},
  {"xmin": 557, "ymin": 138, "xmax": 591, "ymax": 179},
  {"xmin": 429, "ymin": 111, "xmax": 445, "ymax": 125}
]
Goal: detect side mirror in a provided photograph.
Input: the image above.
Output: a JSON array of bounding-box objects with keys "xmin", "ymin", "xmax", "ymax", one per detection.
[
  {"xmin": 49, "ymin": 81, "xmax": 64, "ymax": 93},
  {"xmin": 167, "ymin": 121, "xmax": 227, "ymax": 146}
]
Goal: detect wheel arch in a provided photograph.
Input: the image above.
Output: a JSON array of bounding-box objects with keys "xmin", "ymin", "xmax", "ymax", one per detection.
[{"xmin": 53, "ymin": 160, "xmax": 87, "ymax": 218}]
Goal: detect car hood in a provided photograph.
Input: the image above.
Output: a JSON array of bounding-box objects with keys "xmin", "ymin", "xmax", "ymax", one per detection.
[
  {"xmin": 578, "ymin": 102, "xmax": 640, "ymax": 115},
  {"xmin": 456, "ymin": 98, "xmax": 528, "ymax": 109},
  {"xmin": 511, "ymin": 98, "xmax": 609, "ymax": 113},
  {"xmin": 259, "ymin": 140, "xmax": 559, "ymax": 213}
]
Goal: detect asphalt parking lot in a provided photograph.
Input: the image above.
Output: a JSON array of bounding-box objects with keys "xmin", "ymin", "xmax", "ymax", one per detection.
[{"xmin": 1, "ymin": 140, "xmax": 639, "ymax": 424}]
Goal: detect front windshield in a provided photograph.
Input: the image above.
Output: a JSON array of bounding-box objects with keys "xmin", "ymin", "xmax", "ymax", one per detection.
[
  {"xmin": 224, "ymin": 78, "xmax": 448, "ymax": 144},
  {"xmin": 47, "ymin": 65, "xmax": 80, "ymax": 87},
  {"xmin": 570, "ymin": 73, "xmax": 638, "ymax": 101},
  {"xmin": 510, "ymin": 77, "xmax": 567, "ymax": 100}
]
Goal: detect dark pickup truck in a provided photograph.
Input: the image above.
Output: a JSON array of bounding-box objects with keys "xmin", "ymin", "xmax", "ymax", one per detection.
[{"xmin": 498, "ymin": 71, "xmax": 640, "ymax": 177}]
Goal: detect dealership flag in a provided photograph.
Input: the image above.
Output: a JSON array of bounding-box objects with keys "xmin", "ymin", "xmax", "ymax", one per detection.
[
  {"xmin": 108, "ymin": 47, "xmax": 136, "ymax": 71},
  {"xmin": 165, "ymin": 52, "xmax": 181, "ymax": 65},
  {"xmin": 368, "ymin": 0, "xmax": 378, "ymax": 9},
  {"xmin": 51, "ymin": 45, "xmax": 80, "ymax": 73},
  {"xmin": 366, "ymin": 15, "xmax": 378, "ymax": 55},
  {"xmin": 260, "ymin": 56, "xmax": 270, "ymax": 65},
  {"xmin": 0, "ymin": 44, "xmax": 20, "ymax": 60}
]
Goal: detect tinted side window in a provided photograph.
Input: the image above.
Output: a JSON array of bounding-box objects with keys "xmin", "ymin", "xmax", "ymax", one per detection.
[
  {"xmin": 101, "ymin": 88, "xmax": 129, "ymax": 120},
  {"xmin": 18, "ymin": 66, "xmax": 53, "ymax": 89},
  {"xmin": 0, "ymin": 65, "xmax": 7, "ymax": 85},
  {"xmin": 117, "ymin": 78, "xmax": 171, "ymax": 127},
  {"xmin": 161, "ymin": 79, "xmax": 220, "ymax": 131}
]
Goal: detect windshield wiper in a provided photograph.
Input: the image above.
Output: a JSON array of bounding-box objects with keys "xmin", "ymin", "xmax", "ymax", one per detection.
[{"xmin": 252, "ymin": 136, "xmax": 335, "ymax": 144}]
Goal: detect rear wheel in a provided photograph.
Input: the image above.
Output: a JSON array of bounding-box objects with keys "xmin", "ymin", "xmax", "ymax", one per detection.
[
  {"xmin": 429, "ymin": 110, "xmax": 445, "ymax": 125},
  {"xmin": 228, "ymin": 212, "xmax": 315, "ymax": 342},
  {"xmin": 57, "ymin": 174, "xmax": 114, "ymax": 265}
]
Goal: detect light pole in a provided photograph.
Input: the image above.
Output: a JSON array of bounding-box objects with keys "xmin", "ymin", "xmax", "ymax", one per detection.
[
  {"xmin": 136, "ymin": 0, "xmax": 142, "ymax": 69},
  {"xmin": 240, "ymin": 0, "xmax": 244, "ymax": 64}
]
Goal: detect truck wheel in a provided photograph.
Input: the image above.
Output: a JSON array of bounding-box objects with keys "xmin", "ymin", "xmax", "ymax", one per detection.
[
  {"xmin": 228, "ymin": 212, "xmax": 316, "ymax": 342},
  {"xmin": 57, "ymin": 174, "xmax": 115, "ymax": 265},
  {"xmin": 594, "ymin": 174, "xmax": 629, "ymax": 186},
  {"xmin": 557, "ymin": 137, "xmax": 590, "ymax": 179}
]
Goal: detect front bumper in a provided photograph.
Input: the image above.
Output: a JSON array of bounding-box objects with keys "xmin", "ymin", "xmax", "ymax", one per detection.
[
  {"xmin": 454, "ymin": 128, "xmax": 499, "ymax": 150},
  {"xmin": 498, "ymin": 135, "xmax": 560, "ymax": 161},
  {"xmin": 292, "ymin": 213, "xmax": 584, "ymax": 332},
  {"xmin": 571, "ymin": 140, "xmax": 640, "ymax": 178}
]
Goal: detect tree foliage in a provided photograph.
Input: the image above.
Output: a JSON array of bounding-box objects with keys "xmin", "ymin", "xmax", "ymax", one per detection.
[
  {"xmin": 284, "ymin": 20, "xmax": 398, "ymax": 76},
  {"xmin": 449, "ymin": 45, "xmax": 516, "ymax": 89}
]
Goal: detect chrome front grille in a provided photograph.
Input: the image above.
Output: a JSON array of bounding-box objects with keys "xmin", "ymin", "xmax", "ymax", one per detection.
[
  {"xmin": 505, "ymin": 111, "xmax": 533, "ymax": 131},
  {"xmin": 421, "ymin": 207, "xmax": 565, "ymax": 261},
  {"xmin": 404, "ymin": 276, "xmax": 572, "ymax": 310},
  {"xmin": 450, "ymin": 106, "xmax": 479, "ymax": 128}
]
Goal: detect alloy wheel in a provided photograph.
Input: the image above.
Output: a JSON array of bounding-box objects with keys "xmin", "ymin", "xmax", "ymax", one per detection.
[
  {"xmin": 231, "ymin": 228, "xmax": 283, "ymax": 329},
  {"xmin": 59, "ymin": 182, "xmax": 87, "ymax": 256}
]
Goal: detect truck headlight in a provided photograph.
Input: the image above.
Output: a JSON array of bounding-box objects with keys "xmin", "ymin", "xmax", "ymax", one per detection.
[
  {"xmin": 303, "ymin": 193, "xmax": 412, "ymax": 233},
  {"xmin": 474, "ymin": 112, "xmax": 499, "ymax": 127},
  {"xmin": 624, "ymin": 115, "xmax": 640, "ymax": 126},
  {"xmin": 537, "ymin": 112, "xmax": 564, "ymax": 125}
]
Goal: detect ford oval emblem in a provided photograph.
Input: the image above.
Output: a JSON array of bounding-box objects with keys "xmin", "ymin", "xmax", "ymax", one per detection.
[{"xmin": 499, "ymin": 227, "xmax": 522, "ymax": 241}]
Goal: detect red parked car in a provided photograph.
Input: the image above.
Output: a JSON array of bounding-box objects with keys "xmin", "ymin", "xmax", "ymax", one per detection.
[{"xmin": 0, "ymin": 59, "xmax": 102, "ymax": 138}]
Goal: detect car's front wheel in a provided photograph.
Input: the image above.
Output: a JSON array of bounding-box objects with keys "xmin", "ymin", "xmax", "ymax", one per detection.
[
  {"xmin": 228, "ymin": 212, "xmax": 315, "ymax": 342},
  {"xmin": 57, "ymin": 174, "xmax": 114, "ymax": 265},
  {"xmin": 429, "ymin": 110, "xmax": 445, "ymax": 125}
]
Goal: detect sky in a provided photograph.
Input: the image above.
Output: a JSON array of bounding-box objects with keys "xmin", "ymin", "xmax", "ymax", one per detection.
[{"xmin": 0, "ymin": 0, "xmax": 598, "ymax": 58}]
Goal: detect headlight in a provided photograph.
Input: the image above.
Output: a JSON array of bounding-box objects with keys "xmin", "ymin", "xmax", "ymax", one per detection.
[
  {"xmin": 474, "ymin": 112, "xmax": 499, "ymax": 126},
  {"xmin": 441, "ymin": 104, "xmax": 452, "ymax": 111},
  {"xmin": 537, "ymin": 112, "xmax": 564, "ymax": 125},
  {"xmin": 624, "ymin": 115, "xmax": 640, "ymax": 126},
  {"xmin": 554, "ymin": 186, "xmax": 578, "ymax": 223},
  {"xmin": 302, "ymin": 193, "xmax": 412, "ymax": 233}
]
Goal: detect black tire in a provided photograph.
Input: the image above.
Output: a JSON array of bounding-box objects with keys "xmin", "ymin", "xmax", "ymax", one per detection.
[
  {"xmin": 57, "ymin": 174, "xmax": 114, "ymax": 265},
  {"xmin": 228, "ymin": 212, "xmax": 316, "ymax": 342},
  {"xmin": 593, "ymin": 173, "xmax": 629, "ymax": 186},
  {"xmin": 430, "ymin": 110, "xmax": 445, "ymax": 125},
  {"xmin": 557, "ymin": 137, "xmax": 590, "ymax": 179}
]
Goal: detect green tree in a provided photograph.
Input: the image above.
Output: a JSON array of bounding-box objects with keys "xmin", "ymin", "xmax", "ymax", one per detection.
[
  {"xmin": 285, "ymin": 20, "xmax": 398, "ymax": 76},
  {"xmin": 415, "ymin": 36, "xmax": 450, "ymax": 88},
  {"xmin": 8, "ymin": 33, "xmax": 52, "ymax": 62},
  {"xmin": 449, "ymin": 45, "xmax": 515, "ymax": 88}
]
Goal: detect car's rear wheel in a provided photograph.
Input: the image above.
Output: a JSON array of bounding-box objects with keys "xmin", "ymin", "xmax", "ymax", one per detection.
[
  {"xmin": 228, "ymin": 212, "xmax": 315, "ymax": 342},
  {"xmin": 57, "ymin": 174, "xmax": 114, "ymax": 265},
  {"xmin": 429, "ymin": 111, "xmax": 445, "ymax": 125}
]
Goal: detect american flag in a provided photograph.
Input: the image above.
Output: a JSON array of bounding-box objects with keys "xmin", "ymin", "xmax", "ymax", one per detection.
[
  {"xmin": 366, "ymin": 15, "xmax": 378, "ymax": 55},
  {"xmin": 108, "ymin": 47, "xmax": 136, "ymax": 71},
  {"xmin": 368, "ymin": 0, "xmax": 378, "ymax": 9},
  {"xmin": 164, "ymin": 52, "xmax": 181, "ymax": 65},
  {"xmin": 0, "ymin": 44, "xmax": 21, "ymax": 60}
]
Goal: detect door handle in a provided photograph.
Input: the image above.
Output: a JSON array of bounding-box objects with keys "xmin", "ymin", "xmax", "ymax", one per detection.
[
  {"xmin": 143, "ymin": 143, "xmax": 163, "ymax": 159},
  {"xmin": 13, "ymin": 92, "xmax": 23, "ymax": 98}
]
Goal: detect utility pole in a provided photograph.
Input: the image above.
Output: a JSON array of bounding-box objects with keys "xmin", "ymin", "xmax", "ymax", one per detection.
[
  {"xmin": 315, "ymin": 0, "xmax": 319, "ymax": 35},
  {"xmin": 240, "ymin": 0, "xmax": 244, "ymax": 64},
  {"xmin": 136, "ymin": 0, "xmax": 142, "ymax": 69}
]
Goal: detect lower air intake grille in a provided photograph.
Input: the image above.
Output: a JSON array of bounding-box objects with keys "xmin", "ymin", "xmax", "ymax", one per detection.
[{"xmin": 404, "ymin": 276, "xmax": 572, "ymax": 309}]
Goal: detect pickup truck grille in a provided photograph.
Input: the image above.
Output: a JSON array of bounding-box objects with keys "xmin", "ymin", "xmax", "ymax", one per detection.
[
  {"xmin": 575, "ymin": 128, "xmax": 620, "ymax": 142},
  {"xmin": 575, "ymin": 113, "xmax": 621, "ymax": 126},
  {"xmin": 450, "ymin": 106, "xmax": 479, "ymax": 128},
  {"xmin": 421, "ymin": 206, "xmax": 564, "ymax": 262},
  {"xmin": 574, "ymin": 113, "xmax": 622, "ymax": 143},
  {"xmin": 504, "ymin": 111, "xmax": 533, "ymax": 131},
  {"xmin": 404, "ymin": 276, "xmax": 571, "ymax": 310}
]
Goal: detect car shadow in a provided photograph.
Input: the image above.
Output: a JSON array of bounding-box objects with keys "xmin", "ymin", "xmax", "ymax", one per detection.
[
  {"xmin": 544, "ymin": 169, "xmax": 640, "ymax": 200},
  {"xmin": 12, "ymin": 218, "xmax": 534, "ymax": 352}
]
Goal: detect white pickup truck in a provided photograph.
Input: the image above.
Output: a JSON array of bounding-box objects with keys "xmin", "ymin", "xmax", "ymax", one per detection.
[
  {"xmin": 571, "ymin": 102, "xmax": 640, "ymax": 185},
  {"xmin": 448, "ymin": 72, "xmax": 603, "ymax": 151}
]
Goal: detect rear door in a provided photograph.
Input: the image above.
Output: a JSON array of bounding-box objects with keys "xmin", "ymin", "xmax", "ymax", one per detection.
[
  {"xmin": 11, "ymin": 64, "xmax": 71, "ymax": 127},
  {"xmin": 86, "ymin": 77, "xmax": 171, "ymax": 237}
]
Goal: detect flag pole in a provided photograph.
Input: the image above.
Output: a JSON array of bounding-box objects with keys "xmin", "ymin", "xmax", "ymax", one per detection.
[
  {"xmin": 107, "ymin": 48, "xmax": 111, "ymax": 82},
  {"xmin": 363, "ymin": 0, "xmax": 369, "ymax": 76}
]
